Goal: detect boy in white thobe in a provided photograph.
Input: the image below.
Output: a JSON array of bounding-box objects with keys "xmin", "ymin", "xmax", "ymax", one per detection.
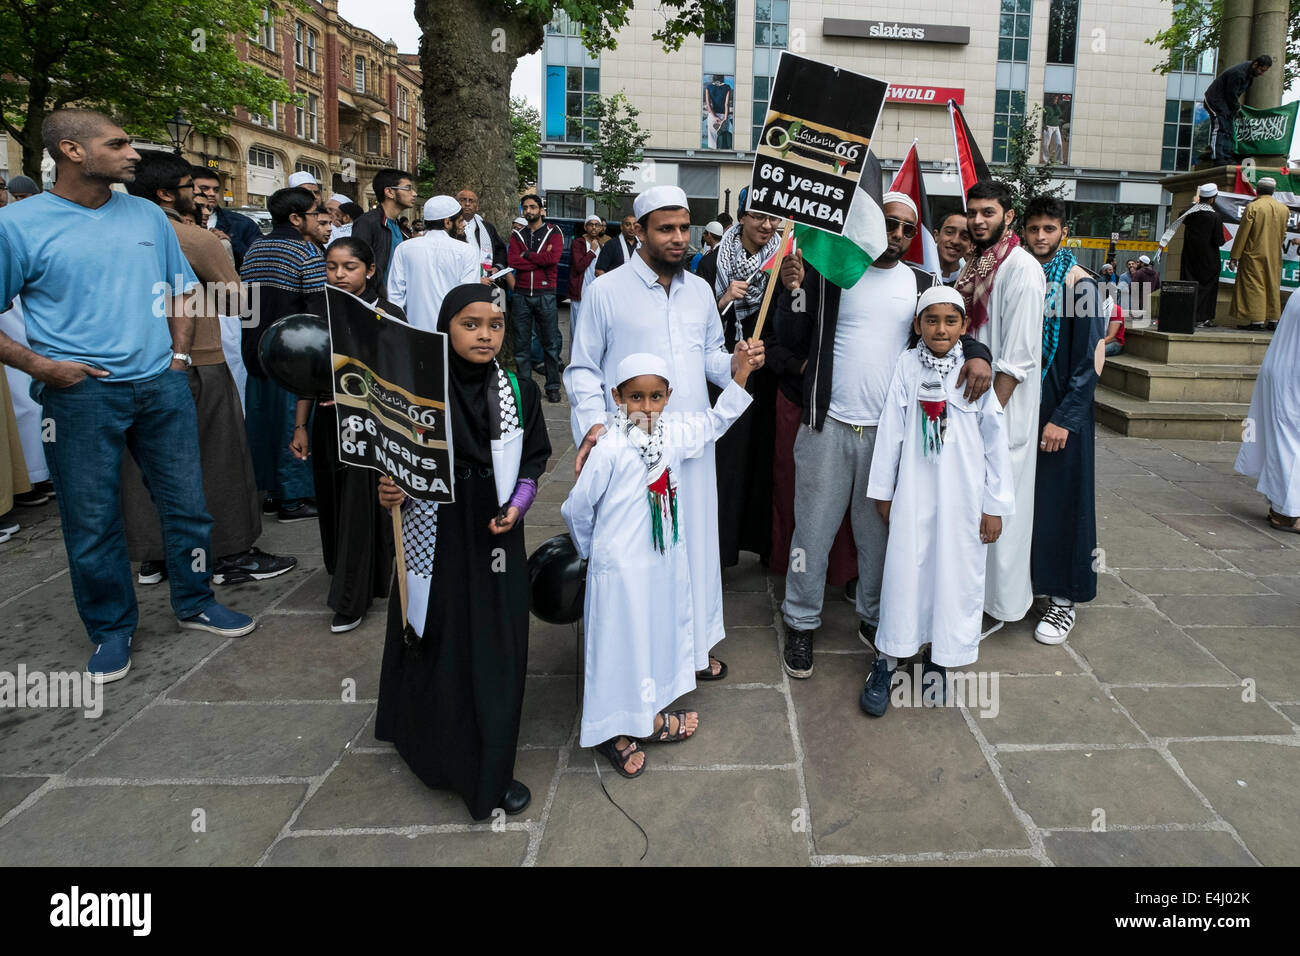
[
  {"xmin": 563, "ymin": 351, "xmax": 754, "ymax": 776},
  {"xmin": 861, "ymin": 287, "xmax": 1016, "ymax": 717}
]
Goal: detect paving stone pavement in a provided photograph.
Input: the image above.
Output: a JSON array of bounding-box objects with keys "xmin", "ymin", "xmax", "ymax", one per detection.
[{"xmin": 2, "ymin": 341, "xmax": 1298, "ymax": 865}]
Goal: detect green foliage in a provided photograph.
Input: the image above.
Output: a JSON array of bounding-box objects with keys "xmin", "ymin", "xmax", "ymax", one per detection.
[
  {"xmin": 573, "ymin": 92, "xmax": 650, "ymax": 217},
  {"xmin": 415, "ymin": 156, "xmax": 437, "ymax": 195},
  {"xmin": 993, "ymin": 105, "xmax": 1067, "ymax": 220},
  {"xmin": 521, "ymin": 0, "xmax": 734, "ymax": 55},
  {"xmin": 0, "ymin": 0, "xmax": 295, "ymax": 174},
  {"xmin": 511, "ymin": 96, "xmax": 541, "ymax": 190},
  {"xmin": 1147, "ymin": 0, "xmax": 1299, "ymax": 88}
]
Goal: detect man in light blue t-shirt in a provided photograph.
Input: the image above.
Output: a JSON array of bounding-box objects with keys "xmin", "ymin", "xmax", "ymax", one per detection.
[{"xmin": 0, "ymin": 108, "xmax": 258, "ymax": 683}]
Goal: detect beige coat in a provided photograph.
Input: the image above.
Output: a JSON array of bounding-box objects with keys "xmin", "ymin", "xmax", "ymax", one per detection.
[
  {"xmin": 1230, "ymin": 195, "xmax": 1288, "ymax": 325},
  {"xmin": 0, "ymin": 370, "xmax": 32, "ymax": 513}
]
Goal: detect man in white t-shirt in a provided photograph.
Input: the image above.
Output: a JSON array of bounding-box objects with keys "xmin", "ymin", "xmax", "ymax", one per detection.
[{"xmin": 775, "ymin": 193, "xmax": 994, "ymax": 679}]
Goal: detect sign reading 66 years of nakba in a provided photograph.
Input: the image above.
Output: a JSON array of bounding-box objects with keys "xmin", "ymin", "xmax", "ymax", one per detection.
[
  {"xmin": 747, "ymin": 51, "xmax": 888, "ymax": 234},
  {"xmin": 324, "ymin": 285, "xmax": 455, "ymax": 502}
]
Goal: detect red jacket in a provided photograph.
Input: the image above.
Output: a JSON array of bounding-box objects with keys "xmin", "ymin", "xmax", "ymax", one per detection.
[
  {"xmin": 508, "ymin": 222, "xmax": 563, "ymax": 295},
  {"xmin": 568, "ymin": 236, "xmax": 600, "ymax": 300}
]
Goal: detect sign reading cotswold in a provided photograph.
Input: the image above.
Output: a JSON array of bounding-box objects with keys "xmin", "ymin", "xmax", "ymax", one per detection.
[
  {"xmin": 886, "ymin": 85, "xmax": 965, "ymax": 106},
  {"xmin": 824, "ymin": 18, "xmax": 971, "ymax": 45},
  {"xmin": 748, "ymin": 51, "xmax": 887, "ymax": 235}
]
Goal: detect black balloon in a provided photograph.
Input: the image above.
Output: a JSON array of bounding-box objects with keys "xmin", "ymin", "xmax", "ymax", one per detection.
[
  {"xmin": 258, "ymin": 313, "xmax": 331, "ymax": 397},
  {"xmin": 528, "ymin": 533, "xmax": 587, "ymax": 625}
]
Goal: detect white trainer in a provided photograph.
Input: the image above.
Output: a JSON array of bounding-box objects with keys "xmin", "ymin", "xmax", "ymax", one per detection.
[{"xmin": 1035, "ymin": 598, "xmax": 1076, "ymax": 645}]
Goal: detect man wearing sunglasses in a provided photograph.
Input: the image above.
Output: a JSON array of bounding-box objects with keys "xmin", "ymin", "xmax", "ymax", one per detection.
[
  {"xmin": 351, "ymin": 168, "xmax": 416, "ymax": 296},
  {"xmin": 775, "ymin": 189, "xmax": 994, "ymax": 682}
]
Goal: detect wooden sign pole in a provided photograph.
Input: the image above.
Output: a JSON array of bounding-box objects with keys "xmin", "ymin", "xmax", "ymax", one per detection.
[
  {"xmin": 391, "ymin": 500, "xmax": 409, "ymax": 625},
  {"xmin": 750, "ymin": 219, "xmax": 794, "ymax": 343}
]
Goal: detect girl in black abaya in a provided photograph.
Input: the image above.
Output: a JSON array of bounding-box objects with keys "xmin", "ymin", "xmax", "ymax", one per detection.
[{"xmin": 374, "ymin": 283, "xmax": 551, "ymax": 821}]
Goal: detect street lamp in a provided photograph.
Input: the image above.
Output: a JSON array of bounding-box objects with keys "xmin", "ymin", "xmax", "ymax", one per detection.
[{"xmin": 165, "ymin": 110, "xmax": 192, "ymax": 156}]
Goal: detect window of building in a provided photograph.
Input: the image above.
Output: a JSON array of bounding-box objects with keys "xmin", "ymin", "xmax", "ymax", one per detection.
[
  {"xmin": 752, "ymin": 74, "xmax": 771, "ymax": 150},
  {"xmin": 306, "ymin": 28, "xmax": 318, "ymax": 72},
  {"xmin": 754, "ymin": 0, "xmax": 788, "ymax": 48},
  {"xmin": 992, "ymin": 88, "xmax": 1026, "ymax": 163},
  {"xmin": 295, "ymin": 160, "xmax": 322, "ymax": 181},
  {"xmin": 250, "ymin": 7, "xmax": 275, "ymax": 51},
  {"xmin": 354, "ymin": 56, "xmax": 366, "ymax": 94},
  {"xmin": 397, "ymin": 134, "xmax": 409, "ymax": 170},
  {"xmin": 398, "ymin": 86, "xmax": 408, "ymax": 122},
  {"xmin": 1046, "ymin": 0, "xmax": 1079, "ymax": 65},
  {"xmin": 249, "ymin": 101, "xmax": 277, "ymax": 129},
  {"xmin": 365, "ymin": 126, "xmax": 381, "ymax": 154},
  {"xmin": 1162, "ymin": 98, "xmax": 1200, "ymax": 171},
  {"xmin": 248, "ymin": 146, "xmax": 276, "ymax": 169},
  {"xmin": 704, "ymin": 0, "xmax": 736, "ymax": 44},
  {"xmin": 546, "ymin": 10, "xmax": 582, "ymax": 36},
  {"xmin": 307, "ymin": 94, "xmax": 318, "ymax": 142},
  {"xmin": 562, "ymin": 65, "xmax": 600, "ymax": 143},
  {"xmin": 998, "ymin": 0, "xmax": 1031, "ymax": 63},
  {"xmin": 416, "ymin": 97, "xmax": 424, "ymax": 129},
  {"xmin": 294, "ymin": 21, "xmax": 304, "ymax": 65},
  {"xmin": 545, "ymin": 191, "xmax": 585, "ymax": 220}
]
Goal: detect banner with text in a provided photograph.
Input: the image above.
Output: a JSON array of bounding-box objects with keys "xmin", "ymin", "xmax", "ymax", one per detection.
[
  {"xmin": 325, "ymin": 286, "xmax": 455, "ymax": 502},
  {"xmin": 748, "ymin": 51, "xmax": 888, "ymax": 235},
  {"xmin": 1212, "ymin": 191, "xmax": 1300, "ymax": 291},
  {"xmin": 1232, "ymin": 102, "xmax": 1299, "ymax": 156}
]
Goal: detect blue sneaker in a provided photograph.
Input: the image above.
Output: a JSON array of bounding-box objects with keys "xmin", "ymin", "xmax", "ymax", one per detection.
[
  {"xmin": 859, "ymin": 655, "xmax": 895, "ymax": 717},
  {"xmin": 88, "ymin": 633, "xmax": 132, "ymax": 684},
  {"xmin": 178, "ymin": 603, "xmax": 256, "ymax": 637}
]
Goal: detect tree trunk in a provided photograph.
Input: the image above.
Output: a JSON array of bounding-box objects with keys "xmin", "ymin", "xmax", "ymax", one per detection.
[
  {"xmin": 415, "ymin": 0, "xmax": 545, "ymax": 232},
  {"xmin": 21, "ymin": 74, "xmax": 52, "ymax": 180}
]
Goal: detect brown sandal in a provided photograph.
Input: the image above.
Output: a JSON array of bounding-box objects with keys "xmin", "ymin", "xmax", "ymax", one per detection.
[
  {"xmin": 640, "ymin": 709, "xmax": 697, "ymax": 744},
  {"xmin": 1266, "ymin": 509, "xmax": 1300, "ymax": 533},
  {"xmin": 596, "ymin": 736, "xmax": 645, "ymax": 778}
]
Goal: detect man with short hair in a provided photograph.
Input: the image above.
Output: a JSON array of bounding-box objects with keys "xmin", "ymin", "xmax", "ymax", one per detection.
[
  {"xmin": 387, "ymin": 194, "xmax": 482, "ymax": 331},
  {"xmin": 0, "ymin": 108, "xmax": 257, "ymax": 681},
  {"xmin": 239, "ymin": 186, "xmax": 325, "ymax": 522},
  {"xmin": 191, "ymin": 167, "xmax": 262, "ymax": 268},
  {"xmin": 955, "ymin": 180, "xmax": 1046, "ymax": 629},
  {"xmin": 508, "ymin": 193, "xmax": 564, "ymax": 401},
  {"xmin": 1020, "ymin": 195, "xmax": 1104, "ymax": 645},
  {"xmin": 776, "ymin": 190, "xmax": 994, "ymax": 680},
  {"xmin": 305, "ymin": 201, "xmax": 333, "ymax": 248},
  {"xmin": 457, "ymin": 188, "xmax": 507, "ymax": 275},
  {"xmin": 287, "ymin": 169, "xmax": 321, "ymax": 203},
  {"xmin": 121, "ymin": 150, "xmax": 296, "ymax": 588},
  {"xmin": 935, "ymin": 211, "xmax": 973, "ymax": 283},
  {"xmin": 1228, "ymin": 177, "xmax": 1288, "ymax": 331},
  {"xmin": 595, "ymin": 214, "xmax": 639, "ymax": 276},
  {"xmin": 351, "ymin": 169, "xmax": 416, "ymax": 294},
  {"xmin": 1204, "ymin": 55, "xmax": 1272, "ymax": 166},
  {"xmin": 566, "ymin": 184, "xmax": 765, "ymax": 688}
]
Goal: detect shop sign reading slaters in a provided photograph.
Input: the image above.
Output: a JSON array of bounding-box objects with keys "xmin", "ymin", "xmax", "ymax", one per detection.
[{"xmin": 823, "ymin": 19, "xmax": 971, "ymax": 45}]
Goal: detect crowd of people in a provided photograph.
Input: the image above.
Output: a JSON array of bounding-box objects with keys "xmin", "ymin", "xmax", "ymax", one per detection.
[{"xmin": 0, "ymin": 105, "xmax": 1294, "ymax": 823}]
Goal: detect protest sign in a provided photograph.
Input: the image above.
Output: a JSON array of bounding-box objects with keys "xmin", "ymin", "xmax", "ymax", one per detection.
[{"xmin": 1213, "ymin": 191, "xmax": 1300, "ymax": 292}]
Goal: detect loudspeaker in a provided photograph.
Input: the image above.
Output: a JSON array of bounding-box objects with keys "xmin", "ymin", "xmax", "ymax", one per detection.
[{"xmin": 1159, "ymin": 280, "xmax": 1199, "ymax": 335}]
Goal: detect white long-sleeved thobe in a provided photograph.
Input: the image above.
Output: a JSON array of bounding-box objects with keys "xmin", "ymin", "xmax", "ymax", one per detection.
[
  {"xmin": 1235, "ymin": 291, "xmax": 1300, "ymax": 514},
  {"xmin": 974, "ymin": 246, "xmax": 1044, "ymax": 622},
  {"xmin": 386, "ymin": 231, "xmax": 480, "ymax": 332},
  {"xmin": 563, "ymin": 382, "xmax": 752, "ymax": 746},
  {"xmin": 867, "ymin": 351, "xmax": 1016, "ymax": 667},
  {"xmin": 0, "ymin": 297, "xmax": 49, "ymax": 483},
  {"xmin": 564, "ymin": 253, "xmax": 734, "ymax": 656}
]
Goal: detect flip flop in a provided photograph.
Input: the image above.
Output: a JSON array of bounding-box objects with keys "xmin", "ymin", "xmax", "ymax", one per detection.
[
  {"xmin": 640, "ymin": 709, "xmax": 697, "ymax": 744},
  {"xmin": 1266, "ymin": 510, "xmax": 1300, "ymax": 534},
  {"xmin": 596, "ymin": 737, "xmax": 645, "ymax": 778},
  {"xmin": 695, "ymin": 656, "xmax": 728, "ymax": 681}
]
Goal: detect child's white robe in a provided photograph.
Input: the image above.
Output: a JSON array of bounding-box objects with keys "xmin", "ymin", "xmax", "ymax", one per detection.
[
  {"xmin": 563, "ymin": 382, "xmax": 751, "ymax": 747},
  {"xmin": 866, "ymin": 351, "xmax": 1016, "ymax": 668}
]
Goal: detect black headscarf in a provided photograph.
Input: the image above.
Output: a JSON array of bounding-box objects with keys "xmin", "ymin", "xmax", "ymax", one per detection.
[{"xmin": 437, "ymin": 283, "xmax": 502, "ymax": 468}]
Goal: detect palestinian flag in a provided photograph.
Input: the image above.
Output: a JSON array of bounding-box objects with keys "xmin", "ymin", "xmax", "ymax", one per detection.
[
  {"xmin": 758, "ymin": 230, "xmax": 796, "ymax": 274},
  {"xmin": 793, "ymin": 150, "xmax": 888, "ymax": 289},
  {"xmin": 1234, "ymin": 164, "xmax": 1300, "ymax": 198},
  {"xmin": 889, "ymin": 139, "xmax": 941, "ymax": 275},
  {"xmin": 949, "ymin": 99, "xmax": 991, "ymax": 202}
]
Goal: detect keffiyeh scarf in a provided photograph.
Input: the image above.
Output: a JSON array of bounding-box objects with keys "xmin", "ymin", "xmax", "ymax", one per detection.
[
  {"xmin": 614, "ymin": 408, "xmax": 679, "ymax": 554},
  {"xmin": 712, "ymin": 223, "xmax": 781, "ymax": 342},
  {"xmin": 1040, "ymin": 246, "xmax": 1076, "ymax": 382},
  {"xmin": 955, "ymin": 229, "xmax": 1021, "ymax": 333},
  {"xmin": 1156, "ymin": 201, "xmax": 1219, "ymax": 261},
  {"xmin": 917, "ymin": 340, "xmax": 963, "ymax": 459}
]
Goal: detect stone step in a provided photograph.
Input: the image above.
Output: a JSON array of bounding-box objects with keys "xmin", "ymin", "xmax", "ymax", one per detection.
[
  {"xmin": 1124, "ymin": 328, "xmax": 1272, "ymax": 366},
  {"xmin": 1094, "ymin": 385, "xmax": 1249, "ymax": 441},
  {"xmin": 1100, "ymin": 354, "xmax": 1259, "ymax": 403}
]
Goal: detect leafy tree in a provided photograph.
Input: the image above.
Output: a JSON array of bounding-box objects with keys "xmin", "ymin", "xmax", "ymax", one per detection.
[
  {"xmin": 0, "ymin": 0, "xmax": 294, "ymax": 178},
  {"xmin": 510, "ymin": 95, "xmax": 541, "ymax": 190},
  {"xmin": 414, "ymin": 0, "xmax": 730, "ymax": 230},
  {"xmin": 573, "ymin": 92, "xmax": 649, "ymax": 218},
  {"xmin": 1147, "ymin": 0, "xmax": 1299, "ymax": 88},
  {"xmin": 992, "ymin": 106, "xmax": 1067, "ymax": 220},
  {"xmin": 415, "ymin": 155, "xmax": 437, "ymax": 195}
]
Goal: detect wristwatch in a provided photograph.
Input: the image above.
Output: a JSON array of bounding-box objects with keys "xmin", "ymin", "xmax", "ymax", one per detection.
[{"xmin": 172, "ymin": 352, "xmax": 192, "ymax": 367}]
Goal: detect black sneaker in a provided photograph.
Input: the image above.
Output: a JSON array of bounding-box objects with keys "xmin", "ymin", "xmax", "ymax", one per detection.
[
  {"xmin": 859, "ymin": 655, "xmax": 895, "ymax": 717},
  {"xmin": 34, "ymin": 480, "xmax": 54, "ymax": 498},
  {"xmin": 212, "ymin": 547, "xmax": 298, "ymax": 585},
  {"xmin": 12, "ymin": 487, "xmax": 51, "ymax": 507},
  {"xmin": 330, "ymin": 612, "xmax": 363, "ymax": 633},
  {"xmin": 783, "ymin": 625, "xmax": 814, "ymax": 679},
  {"xmin": 858, "ymin": 620, "xmax": 877, "ymax": 651},
  {"xmin": 262, "ymin": 497, "xmax": 281, "ymax": 516},
  {"xmin": 277, "ymin": 501, "xmax": 318, "ymax": 523},
  {"xmin": 546, "ymin": 386, "xmax": 561, "ymax": 404},
  {"xmin": 843, "ymin": 577, "xmax": 858, "ymax": 604},
  {"xmin": 138, "ymin": 560, "xmax": 167, "ymax": 585},
  {"xmin": 921, "ymin": 651, "xmax": 946, "ymax": 707}
]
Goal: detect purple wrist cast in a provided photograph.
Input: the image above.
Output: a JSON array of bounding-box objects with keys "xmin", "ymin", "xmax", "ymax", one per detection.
[{"xmin": 509, "ymin": 478, "xmax": 537, "ymax": 516}]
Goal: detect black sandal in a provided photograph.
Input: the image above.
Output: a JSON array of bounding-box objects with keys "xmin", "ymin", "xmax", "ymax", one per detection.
[
  {"xmin": 596, "ymin": 736, "xmax": 645, "ymax": 778},
  {"xmin": 696, "ymin": 656, "xmax": 728, "ymax": 681},
  {"xmin": 640, "ymin": 709, "xmax": 697, "ymax": 744},
  {"xmin": 1266, "ymin": 509, "xmax": 1300, "ymax": 534}
]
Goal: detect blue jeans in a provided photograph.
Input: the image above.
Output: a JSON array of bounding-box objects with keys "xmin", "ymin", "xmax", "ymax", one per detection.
[
  {"xmin": 37, "ymin": 369, "xmax": 215, "ymax": 644},
  {"xmin": 511, "ymin": 293, "xmax": 561, "ymax": 388},
  {"xmin": 1105, "ymin": 341, "xmax": 1123, "ymax": 357}
]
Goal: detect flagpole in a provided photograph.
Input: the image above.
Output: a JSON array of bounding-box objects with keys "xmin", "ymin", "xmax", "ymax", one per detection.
[
  {"xmin": 750, "ymin": 219, "xmax": 794, "ymax": 343},
  {"xmin": 391, "ymin": 497, "xmax": 409, "ymax": 626}
]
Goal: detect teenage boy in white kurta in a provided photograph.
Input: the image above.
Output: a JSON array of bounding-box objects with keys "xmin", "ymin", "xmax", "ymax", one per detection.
[
  {"xmin": 565, "ymin": 186, "xmax": 761, "ymax": 674},
  {"xmin": 563, "ymin": 353, "xmax": 752, "ymax": 750}
]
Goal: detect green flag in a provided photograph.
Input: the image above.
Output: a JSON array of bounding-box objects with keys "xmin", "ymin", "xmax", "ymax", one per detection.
[{"xmin": 1233, "ymin": 102, "xmax": 1299, "ymax": 156}]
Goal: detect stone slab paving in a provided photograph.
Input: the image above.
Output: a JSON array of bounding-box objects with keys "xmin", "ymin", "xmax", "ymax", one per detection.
[{"xmin": 1, "ymin": 369, "xmax": 1298, "ymax": 864}]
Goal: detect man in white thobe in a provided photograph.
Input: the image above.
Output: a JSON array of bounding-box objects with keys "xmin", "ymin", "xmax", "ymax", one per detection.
[
  {"xmin": 957, "ymin": 182, "xmax": 1045, "ymax": 626},
  {"xmin": 386, "ymin": 194, "xmax": 482, "ymax": 332},
  {"xmin": 566, "ymin": 185, "xmax": 761, "ymax": 678}
]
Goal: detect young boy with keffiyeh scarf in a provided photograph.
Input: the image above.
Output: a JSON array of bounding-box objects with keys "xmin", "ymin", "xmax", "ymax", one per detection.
[
  {"xmin": 860, "ymin": 287, "xmax": 1016, "ymax": 718},
  {"xmin": 562, "ymin": 351, "xmax": 757, "ymax": 778}
]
